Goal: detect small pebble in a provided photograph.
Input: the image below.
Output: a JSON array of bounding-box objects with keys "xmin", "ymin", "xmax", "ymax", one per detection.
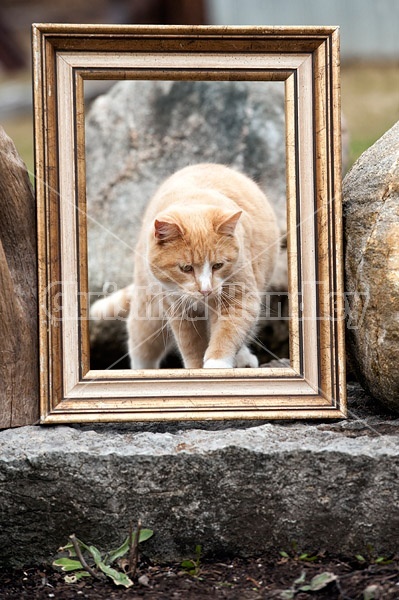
[{"xmin": 138, "ymin": 574, "xmax": 150, "ymax": 587}]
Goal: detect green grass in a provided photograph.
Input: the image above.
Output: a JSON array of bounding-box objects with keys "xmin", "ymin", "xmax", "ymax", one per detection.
[
  {"xmin": 341, "ymin": 64, "xmax": 399, "ymax": 166},
  {"xmin": 349, "ymin": 138, "xmax": 376, "ymax": 161},
  {"xmin": 2, "ymin": 114, "xmax": 35, "ymax": 184}
]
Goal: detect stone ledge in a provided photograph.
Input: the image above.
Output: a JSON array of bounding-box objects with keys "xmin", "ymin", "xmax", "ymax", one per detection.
[{"xmin": 0, "ymin": 384, "xmax": 398, "ymax": 567}]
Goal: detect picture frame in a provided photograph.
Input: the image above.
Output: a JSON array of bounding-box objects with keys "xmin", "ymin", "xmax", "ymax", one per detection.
[{"xmin": 33, "ymin": 24, "xmax": 346, "ymax": 423}]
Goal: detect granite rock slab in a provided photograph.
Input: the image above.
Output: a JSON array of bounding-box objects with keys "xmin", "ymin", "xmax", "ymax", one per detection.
[{"xmin": 0, "ymin": 384, "xmax": 398, "ymax": 567}]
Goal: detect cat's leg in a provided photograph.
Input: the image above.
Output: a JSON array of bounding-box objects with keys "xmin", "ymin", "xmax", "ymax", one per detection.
[
  {"xmin": 235, "ymin": 345, "xmax": 259, "ymax": 368},
  {"xmin": 168, "ymin": 316, "xmax": 209, "ymax": 369},
  {"xmin": 128, "ymin": 318, "xmax": 169, "ymax": 369},
  {"xmin": 203, "ymin": 288, "xmax": 260, "ymax": 369},
  {"xmin": 127, "ymin": 286, "xmax": 169, "ymax": 369}
]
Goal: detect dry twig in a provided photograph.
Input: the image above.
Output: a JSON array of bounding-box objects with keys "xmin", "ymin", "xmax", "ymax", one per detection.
[
  {"xmin": 127, "ymin": 519, "xmax": 142, "ymax": 577},
  {"xmin": 69, "ymin": 534, "xmax": 101, "ymax": 580}
]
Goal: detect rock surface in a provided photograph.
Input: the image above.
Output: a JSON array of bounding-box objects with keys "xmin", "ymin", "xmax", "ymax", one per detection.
[
  {"xmin": 85, "ymin": 80, "xmax": 289, "ymax": 368},
  {"xmin": 1, "ymin": 384, "xmax": 398, "ymax": 568},
  {"xmin": 343, "ymin": 121, "xmax": 399, "ymax": 412}
]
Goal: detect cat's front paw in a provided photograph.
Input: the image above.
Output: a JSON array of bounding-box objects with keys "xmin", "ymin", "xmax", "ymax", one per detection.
[
  {"xmin": 203, "ymin": 358, "xmax": 234, "ymax": 369},
  {"xmin": 90, "ymin": 297, "xmax": 113, "ymax": 320},
  {"xmin": 236, "ymin": 346, "xmax": 259, "ymax": 368}
]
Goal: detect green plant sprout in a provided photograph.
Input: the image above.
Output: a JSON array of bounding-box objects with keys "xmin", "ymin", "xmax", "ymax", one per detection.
[
  {"xmin": 181, "ymin": 544, "xmax": 202, "ymax": 577},
  {"xmin": 53, "ymin": 522, "xmax": 153, "ymax": 588},
  {"xmin": 355, "ymin": 544, "xmax": 394, "ymax": 566},
  {"xmin": 280, "ymin": 570, "xmax": 337, "ymax": 599},
  {"xmin": 279, "ymin": 540, "xmax": 319, "ymax": 562}
]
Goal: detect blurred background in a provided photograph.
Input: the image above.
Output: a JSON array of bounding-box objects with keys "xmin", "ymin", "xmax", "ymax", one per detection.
[{"xmin": 0, "ymin": 0, "xmax": 398, "ymax": 180}]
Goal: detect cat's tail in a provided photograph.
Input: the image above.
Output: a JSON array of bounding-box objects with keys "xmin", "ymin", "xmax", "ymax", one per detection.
[{"xmin": 90, "ymin": 285, "xmax": 133, "ymax": 321}]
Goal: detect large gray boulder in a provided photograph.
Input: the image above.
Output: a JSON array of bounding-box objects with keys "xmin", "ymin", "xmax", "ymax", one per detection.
[
  {"xmin": 343, "ymin": 121, "xmax": 399, "ymax": 412},
  {"xmin": 86, "ymin": 80, "xmax": 289, "ymax": 367},
  {"xmin": 0, "ymin": 384, "xmax": 398, "ymax": 567}
]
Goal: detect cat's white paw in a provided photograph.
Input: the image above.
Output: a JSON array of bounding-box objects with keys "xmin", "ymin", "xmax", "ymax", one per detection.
[
  {"xmin": 130, "ymin": 356, "xmax": 159, "ymax": 369},
  {"xmin": 90, "ymin": 287, "xmax": 131, "ymax": 321},
  {"xmin": 203, "ymin": 358, "xmax": 234, "ymax": 369},
  {"xmin": 90, "ymin": 297, "xmax": 109, "ymax": 321},
  {"xmin": 236, "ymin": 346, "xmax": 259, "ymax": 368}
]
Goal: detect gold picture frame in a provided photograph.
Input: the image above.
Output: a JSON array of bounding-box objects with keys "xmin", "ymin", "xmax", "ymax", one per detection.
[{"xmin": 33, "ymin": 24, "xmax": 346, "ymax": 423}]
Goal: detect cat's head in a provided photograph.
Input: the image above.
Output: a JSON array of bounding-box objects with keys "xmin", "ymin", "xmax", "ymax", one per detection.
[{"xmin": 147, "ymin": 204, "xmax": 242, "ymax": 298}]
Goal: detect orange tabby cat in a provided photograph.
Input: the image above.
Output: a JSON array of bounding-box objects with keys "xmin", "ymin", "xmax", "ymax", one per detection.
[{"xmin": 92, "ymin": 164, "xmax": 279, "ymax": 369}]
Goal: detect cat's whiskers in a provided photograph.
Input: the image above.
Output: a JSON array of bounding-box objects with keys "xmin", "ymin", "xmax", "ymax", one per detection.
[
  {"xmin": 165, "ymin": 291, "xmax": 200, "ymax": 325},
  {"xmin": 148, "ymin": 287, "xmax": 190, "ymax": 313},
  {"xmin": 178, "ymin": 295, "xmax": 193, "ymax": 337},
  {"xmin": 220, "ymin": 288, "xmax": 245, "ymax": 312},
  {"xmin": 163, "ymin": 293, "xmax": 201, "ymax": 341}
]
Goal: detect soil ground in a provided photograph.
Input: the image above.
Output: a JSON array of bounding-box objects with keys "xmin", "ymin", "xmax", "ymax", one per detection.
[{"xmin": 1, "ymin": 555, "xmax": 398, "ymax": 599}]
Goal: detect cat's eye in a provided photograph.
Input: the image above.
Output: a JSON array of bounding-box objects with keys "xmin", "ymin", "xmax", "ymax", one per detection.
[
  {"xmin": 213, "ymin": 263, "xmax": 224, "ymax": 270},
  {"xmin": 180, "ymin": 264, "xmax": 193, "ymax": 273}
]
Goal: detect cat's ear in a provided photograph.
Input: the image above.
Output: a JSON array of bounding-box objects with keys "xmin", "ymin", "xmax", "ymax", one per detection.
[
  {"xmin": 154, "ymin": 217, "xmax": 183, "ymax": 241},
  {"xmin": 215, "ymin": 210, "xmax": 242, "ymax": 236}
]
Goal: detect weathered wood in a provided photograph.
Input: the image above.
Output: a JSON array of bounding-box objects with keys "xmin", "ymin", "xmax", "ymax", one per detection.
[{"xmin": 0, "ymin": 126, "xmax": 39, "ymax": 427}]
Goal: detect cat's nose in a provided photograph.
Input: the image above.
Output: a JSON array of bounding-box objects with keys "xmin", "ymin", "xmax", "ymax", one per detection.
[{"xmin": 200, "ymin": 288, "xmax": 212, "ymax": 297}]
